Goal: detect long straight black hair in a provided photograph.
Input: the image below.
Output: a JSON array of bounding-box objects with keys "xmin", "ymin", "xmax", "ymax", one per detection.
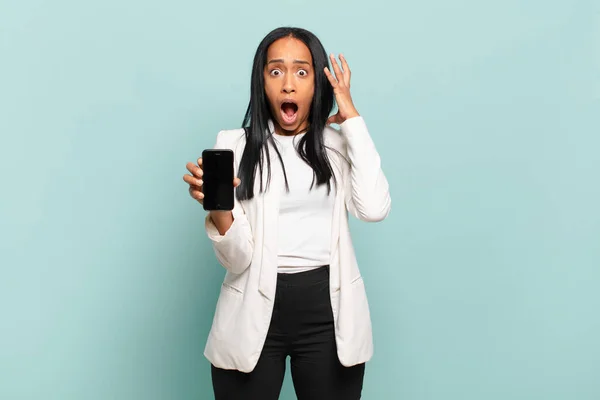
[{"xmin": 236, "ymin": 27, "xmax": 336, "ymax": 201}]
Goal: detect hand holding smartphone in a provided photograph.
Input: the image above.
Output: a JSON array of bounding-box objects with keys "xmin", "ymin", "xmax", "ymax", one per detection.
[{"xmin": 184, "ymin": 149, "xmax": 239, "ymax": 211}]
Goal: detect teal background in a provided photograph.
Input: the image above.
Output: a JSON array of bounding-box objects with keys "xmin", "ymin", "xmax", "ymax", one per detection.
[{"xmin": 1, "ymin": 0, "xmax": 599, "ymax": 399}]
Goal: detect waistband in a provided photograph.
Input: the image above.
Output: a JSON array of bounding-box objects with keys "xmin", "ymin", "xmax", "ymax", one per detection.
[{"xmin": 276, "ymin": 265, "xmax": 329, "ymax": 287}]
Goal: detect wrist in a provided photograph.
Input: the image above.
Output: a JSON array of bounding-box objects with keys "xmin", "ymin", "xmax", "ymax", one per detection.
[
  {"xmin": 341, "ymin": 113, "xmax": 360, "ymax": 125},
  {"xmin": 343, "ymin": 109, "xmax": 360, "ymax": 122},
  {"xmin": 209, "ymin": 210, "xmax": 234, "ymax": 236},
  {"xmin": 210, "ymin": 210, "xmax": 232, "ymax": 221}
]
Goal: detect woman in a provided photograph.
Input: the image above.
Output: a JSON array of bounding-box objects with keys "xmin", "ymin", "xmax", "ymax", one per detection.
[{"xmin": 183, "ymin": 27, "xmax": 391, "ymax": 399}]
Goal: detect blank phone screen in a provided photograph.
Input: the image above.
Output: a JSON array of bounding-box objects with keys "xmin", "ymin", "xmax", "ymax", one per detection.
[{"xmin": 202, "ymin": 150, "xmax": 234, "ymax": 211}]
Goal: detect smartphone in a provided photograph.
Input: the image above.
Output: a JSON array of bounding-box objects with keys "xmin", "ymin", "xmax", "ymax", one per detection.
[{"xmin": 201, "ymin": 149, "xmax": 234, "ymax": 211}]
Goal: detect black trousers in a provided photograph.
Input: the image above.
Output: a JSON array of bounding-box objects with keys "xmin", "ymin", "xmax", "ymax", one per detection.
[{"xmin": 211, "ymin": 265, "xmax": 365, "ymax": 399}]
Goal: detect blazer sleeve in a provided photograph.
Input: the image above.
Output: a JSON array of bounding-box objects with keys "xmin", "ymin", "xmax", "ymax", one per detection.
[
  {"xmin": 339, "ymin": 116, "xmax": 392, "ymax": 222},
  {"xmin": 204, "ymin": 131, "xmax": 254, "ymax": 274}
]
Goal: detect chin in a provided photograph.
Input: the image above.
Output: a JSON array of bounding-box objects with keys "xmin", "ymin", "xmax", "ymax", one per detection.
[
  {"xmin": 279, "ymin": 120, "xmax": 301, "ymax": 131},
  {"xmin": 273, "ymin": 112, "xmax": 307, "ymax": 134}
]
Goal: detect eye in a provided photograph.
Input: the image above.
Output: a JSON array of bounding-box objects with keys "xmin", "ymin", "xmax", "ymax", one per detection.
[
  {"xmin": 270, "ymin": 69, "xmax": 282, "ymax": 77},
  {"xmin": 297, "ymin": 69, "xmax": 308, "ymax": 77}
]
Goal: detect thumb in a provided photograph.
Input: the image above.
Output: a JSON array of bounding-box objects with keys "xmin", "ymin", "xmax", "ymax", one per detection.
[{"xmin": 233, "ymin": 177, "xmax": 241, "ymax": 187}]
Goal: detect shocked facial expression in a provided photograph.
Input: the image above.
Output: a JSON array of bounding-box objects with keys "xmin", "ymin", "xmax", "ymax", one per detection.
[{"xmin": 263, "ymin": 37, "xmax": 315, "ymax": 136}]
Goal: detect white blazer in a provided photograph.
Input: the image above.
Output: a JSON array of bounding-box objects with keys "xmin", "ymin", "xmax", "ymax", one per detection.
[{"xmin": 203, "ymin": 116, "xmax": 391, "ymax": 373}]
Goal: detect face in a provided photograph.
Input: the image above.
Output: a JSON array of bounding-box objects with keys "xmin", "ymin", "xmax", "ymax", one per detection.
[{"xmin": 263, "ymin": 37, "xmax": 315, "ymax": 136}]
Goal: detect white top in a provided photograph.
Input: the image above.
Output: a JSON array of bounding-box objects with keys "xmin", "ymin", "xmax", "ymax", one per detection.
[
  {"xmin": 204, "ymin": 116, "xmax": 392, "ymax": 372},
  {"xmin": 272, "ymin": 132, "xmax": 335, "ymax": 273}
]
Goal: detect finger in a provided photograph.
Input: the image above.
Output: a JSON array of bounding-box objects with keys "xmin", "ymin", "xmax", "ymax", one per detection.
[
  {"xmin": 329, "ymin": 54, "xmax": 345, "ymax": 86},
  {"xmin": 186, "ymin": 162, "xmax": 203, "ymax": 178},
  {"xmin": 183, "ymin": 174, "xmax": 203, "ymax": 187},
  {"xmin": 195, "ymin": 158, "xmax": 204, "ymax": 176},
  {"xmin": 339, "ymin": 54, "xmax": 351, "ymax": 87},
  {"xmin": 188, "ymin": 185, "xmax": 204, "ymax": 201},
  {"xmin": 323, "ymin": 66, "xmax": 337, "ymax": 87},
  {"xmin": 233, "ymin": 177, "xmax": 241, "ymax": 187}
]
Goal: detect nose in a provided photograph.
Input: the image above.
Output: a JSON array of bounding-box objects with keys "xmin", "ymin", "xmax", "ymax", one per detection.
[{"xmin": 282, "ymin": 75, "xmax": 295, "ymax": 94}]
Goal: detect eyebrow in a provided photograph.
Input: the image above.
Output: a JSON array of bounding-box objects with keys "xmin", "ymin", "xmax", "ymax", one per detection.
[{"xmin": 267, "ymin": 59, "xmax": 311, "ymax": 65}]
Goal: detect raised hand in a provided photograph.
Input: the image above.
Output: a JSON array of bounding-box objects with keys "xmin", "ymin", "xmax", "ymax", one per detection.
[{"xmin": 324, "ymin": 53, "xmax": 360, "ymax": 125}]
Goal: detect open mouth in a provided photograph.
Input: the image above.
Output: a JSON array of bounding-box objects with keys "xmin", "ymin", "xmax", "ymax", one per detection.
[{"xmin": 280, "ymin": 101, "xmax": 298, "ymax": 125}]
